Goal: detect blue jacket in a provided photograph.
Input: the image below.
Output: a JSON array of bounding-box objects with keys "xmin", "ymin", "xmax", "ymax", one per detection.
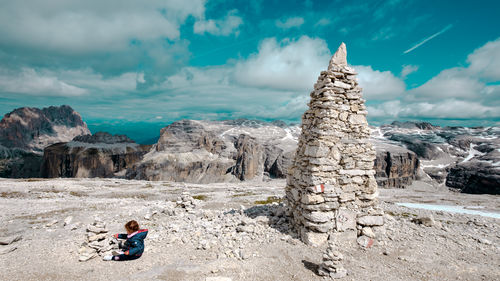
[{"xmin": 115, "ymin": 229, "xmax": 148, "ymax": 256}]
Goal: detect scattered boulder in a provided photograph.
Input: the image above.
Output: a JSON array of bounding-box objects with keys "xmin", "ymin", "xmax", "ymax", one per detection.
[{"xmin": 412, "ymin": 215, "xmax": 437, "ymax": 227}]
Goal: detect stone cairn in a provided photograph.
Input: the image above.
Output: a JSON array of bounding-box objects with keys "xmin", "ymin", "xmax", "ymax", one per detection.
[
  {"xmin": 78, "ymin": 217, "xmax": 118, "ymax": 262},
  {"xmin": 176, "ymin": 191, "xmax": 200, "ymax": 211},
  {"xmin": 318, "ymin": 241, "xmax": 347, "ymax": 278},
  {"xmin": 285, "ymin": 42, "xmax": 384, "ymax": 276}
]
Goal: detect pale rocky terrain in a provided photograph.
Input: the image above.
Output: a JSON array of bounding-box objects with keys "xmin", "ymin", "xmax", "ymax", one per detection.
[{"xmin": 0, "ymin": 178, "xmax": 498, "ymax": 281}]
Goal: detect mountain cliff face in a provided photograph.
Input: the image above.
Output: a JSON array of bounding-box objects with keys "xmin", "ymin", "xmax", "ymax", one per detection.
[
  {"xmin": 372, "ymin": 140, "xmax": 419, "ymax": 188},
  {"xmin": 126, "ymin": 119, "xmax": 420, "ymax": 186},
  {"xmin": 127, "ymin": 119, "xmax": 297, "ymax": 183},
  {"xmin": 41, "ymin": 132, "xmax": 150, "ymax": 178},
  {"xmin": 0, "ymin": 105, "xmax": 90, "ymax": 153},
  {"xmin": 0, "ymin": 105, "xmax": 91, "ymax": 178},
  {"xmin": 128, "ymin": 119, "xmax": 499, "ymax": 194}
]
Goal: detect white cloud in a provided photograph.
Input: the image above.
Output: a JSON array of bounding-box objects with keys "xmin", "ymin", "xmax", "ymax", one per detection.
[
  {"xmin": 404, "ymin": 37, "xmax": 500, "ymax": 103},
  {"xmin": 0, "ymin": 0, "xmax": 206, "ymax": 53},
  {"xmin": 356, "ymin": 65, "xmax": 406, "ymax": 100},
  {"xmin": 407, "ymin": 68, "xmax": 485, "ymax": 101},
  {"xmin": 149, "ymin": 65, "xmax": 306, "ymax": 121},
  {"xmin": 234, "ymin": 36, "xmax": 331, "ymax": 91},
  {"xmin": 0, "ymin": 68, "xmax": 87, "ymax": 96},
  {"xmin": 466, "ymin": 38, "xmax": 500, "ymax": 81},
  {"xmin": 275, "ymin": 17, "xmax": 305, "ymax": 29},
  {"xmin": 400, "ymin": 65, "xmax": 419, "ymax": 78},
  {"xmin": 193, "ymin": 10, "xmax": 243, "ymax": 36},
  {"xmin": 369, "ymin": 99, "xmax": 499, "ymax": 119},
  {"xmin": 315, "ymin": 18, "xmax": 332, "ymax": 27},
  {"xmin": 364, "ymin": 37, "xmax": 500, "ymax": 122}
]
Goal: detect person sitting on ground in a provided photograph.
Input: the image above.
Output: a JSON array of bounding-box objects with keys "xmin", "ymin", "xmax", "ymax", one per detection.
[{"xmin": 103, "ymin": 220, "xmax": 148, "ymax": 261}]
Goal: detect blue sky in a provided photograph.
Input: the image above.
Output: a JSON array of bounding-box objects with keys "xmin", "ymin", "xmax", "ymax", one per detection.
[{"xmin": 0, "ymin": 0, "xmax": 499, "ymax": 142}]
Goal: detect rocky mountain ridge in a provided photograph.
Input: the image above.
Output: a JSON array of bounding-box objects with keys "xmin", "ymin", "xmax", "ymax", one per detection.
[
  {"xmin": 0, "ymin": 105, "xmax": 497, "ymax": 194},
  {"xmin": 0, "ymin": 105, "xmax": 90, "ymax": 153},
  {"xmin": 0, "ymin": 105, "xmax": 90, "ymax": 177}
]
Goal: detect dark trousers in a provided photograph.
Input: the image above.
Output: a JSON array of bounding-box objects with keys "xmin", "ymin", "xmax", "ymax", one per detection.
[{"xmin": 113, "ymin": 254, "xmax": 142, "ymax": 261}]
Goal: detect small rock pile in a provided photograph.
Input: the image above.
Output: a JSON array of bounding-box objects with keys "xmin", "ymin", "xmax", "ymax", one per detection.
[
  {"xmin": 285, "ymin": 42, "xmax": 384, "ymax": 247},
  {"xmin": 78, "ymin": 218, "xmax": 118, "ymax": 262},
  {"xmin": 318, "ymin": 241, "xmax": 347, "ymax": 279},
  {"xmin": 176, "ymin": 191, "xmax": 200, "ymax": 211},
  {"xmin": 150, "ymin": 203, "xmax": 294, "ymax": 260}
]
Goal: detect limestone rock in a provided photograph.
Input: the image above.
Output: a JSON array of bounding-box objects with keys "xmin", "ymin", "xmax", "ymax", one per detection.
[
  {"xmin": 285, "ymin": 42, "xmax": 383, "ymax": 249},
  {"xmin": 301, "ymin": 231, "xmax": 328, "ymax": 247},
  {"xmin": 78, "ymin": 218, "xmax": 117, "ymax": 261},
  {"xmin": 0, "ymin": 105, "xmax": 90, "ymax": 153},
  {"xmin": 0, "ymin": 235, "xmax": 22, "ymax": 245},
  {"xmin": 446, "ymin": 161, "xmax": 500, "ymax": 195},
  {"xmin": 357, "ymin": 215, "xmax": 384, "ymax": 226},
  {"xmin": 373, "ymin": 141, "xmax": 419, "ymax": 188},
  {"xmin": 318, "ymin": 241, "xmax": 347, "ymax": 278},
  {"xmin": 412, "ymin": 215, "xmax": 436, "ymax": 227},
  {"xmin": 329, "ymin": 42, "xmax": 348, "ymax": 69},
  {"xmin": 41, "ymin": 132, "xmax": 150, "ymax": 178},
  {"xmin": 357, "ymin": 235, "xmax": 375, "ymax": 248},
  {"xmin": 231, "ymin": 134, "xmax": 263, "ymax": 180},
  {"xmin": 64, "ymin": 216, "xmax": 73, "ymax": 226},
  {"xmin": 0, "ymin": 245, "xmax": 17, "ymax": 255}
]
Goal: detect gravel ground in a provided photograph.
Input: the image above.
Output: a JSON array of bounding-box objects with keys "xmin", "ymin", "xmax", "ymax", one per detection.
[{"xmin": 0, "ymin": 178, "xmax": 498, "ymax": 281}]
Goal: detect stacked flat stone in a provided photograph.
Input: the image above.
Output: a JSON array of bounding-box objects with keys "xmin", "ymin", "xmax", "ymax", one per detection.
[
  {"xmin": 285, "ymin": 42, "xmax": 384, "ymax": 247},
  {"xmin": 176, "ymin": 191, "xmax": 200, "ymax": 211},
  {"xmin": 318, "ymin": 241, "xmax": 347, "ymax": 279},
  {"xmin": 78, "ymin": 218, "xmax": 118, "ymax": 261}
]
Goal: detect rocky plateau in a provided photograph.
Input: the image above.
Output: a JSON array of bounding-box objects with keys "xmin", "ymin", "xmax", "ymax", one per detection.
[{"xmin": 0, "ymin": 178, "xmax": 498, "ymax": 280}]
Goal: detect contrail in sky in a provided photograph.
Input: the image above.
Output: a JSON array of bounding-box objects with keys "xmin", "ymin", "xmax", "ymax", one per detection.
[{"xmin": 403, "ymin": 24, "xmax": 453, "ymax": 54}]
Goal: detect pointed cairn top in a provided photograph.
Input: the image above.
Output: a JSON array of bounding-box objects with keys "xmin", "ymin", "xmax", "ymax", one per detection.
[{"xmin": 328, "ymin": 42, "xmax": 347, "ymax": 70}]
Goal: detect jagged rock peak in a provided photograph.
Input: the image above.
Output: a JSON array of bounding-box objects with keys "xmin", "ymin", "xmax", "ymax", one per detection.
[{"xmin": 328, "ymin": 42, "xmax": 347, "ymax": 70}]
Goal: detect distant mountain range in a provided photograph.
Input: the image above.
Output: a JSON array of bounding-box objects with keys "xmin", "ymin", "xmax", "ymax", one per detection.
[{"xmin": 0, "ymin": 105, "xmax": 498, "ymax": 194}]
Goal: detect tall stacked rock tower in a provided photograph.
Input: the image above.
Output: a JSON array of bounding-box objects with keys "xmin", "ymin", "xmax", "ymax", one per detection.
[{"xmin": 285, "ymin": 43, "xmax": 383, "ymax": 247}]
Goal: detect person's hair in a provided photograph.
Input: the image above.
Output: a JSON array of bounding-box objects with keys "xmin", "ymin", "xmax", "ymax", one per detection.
[{"xmin": 125, "ymin": 220, "xmax": 139, "ymax": 232}]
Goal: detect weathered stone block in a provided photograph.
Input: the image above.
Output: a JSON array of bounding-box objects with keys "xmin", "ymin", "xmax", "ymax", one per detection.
[
  {"xmin": 351, "ymin": 176, "xmax": 364, "ymax": 184},
  {"xmin": 301, "ymin": 194, "xmax": 325, "ymax": 204},
  {"xmin": 339, "ymin": 192, "xmax": 355, "ymax": 202},
  {"xmin": 335, "ymin": 209, "xmax": 356, "ymax": 231},
  {"xmin": 333, "ymin": 80, "xmax": 352, "ymax": 89},
  {"xmin": 357, "ymin": 235, "xmax": 374, "ymax": 248},
  {"xmin": 303, "ymin": 220, "xmax": 335, "ymax": 233},
  {"xmin": 303, "ymin": 211, "xmax": 335, "ymax": 223},
  {"xmin": 339, "ymin": 169, "xmax": 365, "ymax": 176},
  {"xmin": 358, "ymin": 190, "xmax": 379, "ymax": 200},
  {"xmin": 301, "ymin": 230, "xmax": 328, "ymax": 247},
  {"xmin": 361, "ymin": 227, "xmax": 376, "ymax": 238},
  {"xmin": 304, "ymin": 144, "xmax": 329, "ymax": 158},
  {"xmin": 357, "ymin": 215, "xmax": 384, "ymax": 226}
]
